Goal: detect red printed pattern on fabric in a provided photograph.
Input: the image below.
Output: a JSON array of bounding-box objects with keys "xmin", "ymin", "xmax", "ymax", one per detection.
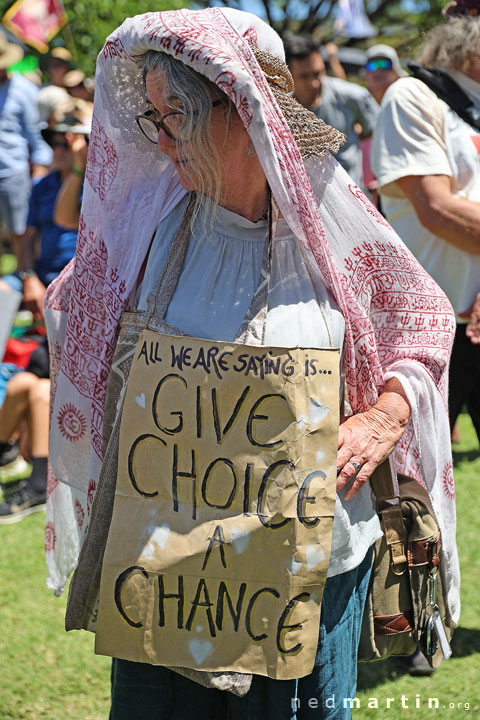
[
  {"xmin": 75, "ymin": 499, "xmax": 86, "ymax": 528},
  {"xmin": 46, "ymin": 466, "xmax": 59, "ymax": 499},
  {"xmin": 57, "ymin": 403, "xmax": 87, "ymax": 442},
  {"xmin": 85, "ymin": 116, "xmax": 119, "ymax": 201},
  {"xmin": 103, "ymin": 37, "xmax": 129, "ymax": 61},
  {"xmin": 443, "ymin": 461, "xmax": 455, "ymax": 500},
  {"xmin": 348, "ymin": 184, "xmax": 390, "ymax": 227},
  {"xmin": 56, "ymin": 215, "xmax": 128, "ymax": 459},
  {"xmin": 87, "ymin": 478, "xmax": 97, "ymax": 515},
  {"xmin": 45, "ymin": 522, "xmax": 56, "ymax": 552},
  {"xmin": 48, "ymin": 8, "xmax": 455, "ymax": 492}
]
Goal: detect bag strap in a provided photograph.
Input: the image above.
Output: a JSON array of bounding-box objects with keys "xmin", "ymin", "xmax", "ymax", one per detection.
[
  {"xmin": 370, "ymin": 460, "xmax": 407, "ymax": 575},
  {"xmin": 407, "ymin": 62, "xmax": 480, "ymax": 131}
]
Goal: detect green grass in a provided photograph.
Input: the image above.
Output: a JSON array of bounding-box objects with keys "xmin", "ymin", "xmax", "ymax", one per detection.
[
  {"xmin": 0, "ymin": 414, "xmax": 478, "ymax": 719},
  {"xmin": 355, "ymin": 413, "xmax": 480, "ymax": 718},
  {"xmin": 0, "ymin": 252, "xmax": 17, "ymax": 276}
]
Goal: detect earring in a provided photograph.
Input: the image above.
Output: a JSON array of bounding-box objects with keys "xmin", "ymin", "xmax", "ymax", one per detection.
[{"xmin": 245, "ymin": 143, "xmax": 256, "ymax": 157}]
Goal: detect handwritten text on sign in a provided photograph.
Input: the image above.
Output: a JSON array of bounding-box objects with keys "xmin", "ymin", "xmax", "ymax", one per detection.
[{"xmin": 96, "ymin": 333, "xmax": 340, "ymax": 679}]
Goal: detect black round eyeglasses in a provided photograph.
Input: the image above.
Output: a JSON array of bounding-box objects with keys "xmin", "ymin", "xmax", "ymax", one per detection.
[{"xmin": 136, "ymin": 100, "xmax": 224, "ymax": 144}]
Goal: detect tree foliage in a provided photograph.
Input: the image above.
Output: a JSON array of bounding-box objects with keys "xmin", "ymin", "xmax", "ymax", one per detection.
[
  {"xmin": 60, "ymin": 0, "xmax": 187, "ymax": 75},
  {"xmin": 201, "ymin": 0, "xmax": 447, "ymax": 52},
  {"xmin": 1, "ymin": 0, "xmax": 449, "ymax": 74},
  {"xmin": 1, "ymin": 0, "xmax": 185, "ymax": 76}
]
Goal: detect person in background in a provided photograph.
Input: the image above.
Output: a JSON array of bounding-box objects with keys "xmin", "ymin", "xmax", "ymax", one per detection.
[
  {"xmin": 62, "ymin": 69, "xmax": 94, "ymax": 124},
  {"xmin": 45, "ymin": 47, "xmax": 72, "ymax": 88},
  {"xmin": 13, "ymin": 120, "xmax": 82, "ymax": 319},
  {"xmin": 323, "ymin": 42, "xmax": 347, "ymax": 81},
  {"xmin": 284, "ymin": 34, "xmax": 379, "ymax": 188},
  {"xmin": 54, "ymin": 128, "xmax": 88, "ymax": 230},
  {"xmin": 373, "ymin": 2, "xmax": 480, "ymax": 458},
  {"xmin": 63, "ymin": 69, "xmax": 94, "ymax": 102},
  {"xmin": 0, "ymin": 341, "xmax": 50, "ymax": 524},
  {"xmin": 362, "ymin": 45, "xmax": 405, "ymax": 206},
  {"xmin": 37, "ymin": 84, "xmax": 76, "ymax": 128},
  {"xmin": 365, "ymin": 44, "xmax": 405, "ymax": 105},
  {"xmin": 0, "ymin": 116, "xmax": 86, "ymax": 522},
  {"xmin": 0, "ymin": 31, "xmax": 52, "ymax": 261},
  {"xmin": 466, "ymin": 292, "xmax": 480, "ymax": 344}
]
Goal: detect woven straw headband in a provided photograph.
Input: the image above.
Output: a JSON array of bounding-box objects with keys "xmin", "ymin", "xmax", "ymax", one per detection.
[{"xmin": 252, "ymin": 46, "xmax": 345, "ymax": 158}]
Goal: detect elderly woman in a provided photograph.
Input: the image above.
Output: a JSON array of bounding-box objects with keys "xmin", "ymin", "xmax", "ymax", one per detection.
[{"xmin": 44, "ymin": 9, "xmax": 459, "ymax": 720}]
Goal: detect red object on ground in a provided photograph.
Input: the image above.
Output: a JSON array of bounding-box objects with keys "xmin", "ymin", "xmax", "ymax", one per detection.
[{"xmin": 2, "ymin": 338, "xmax": 39, "ymax": 368}]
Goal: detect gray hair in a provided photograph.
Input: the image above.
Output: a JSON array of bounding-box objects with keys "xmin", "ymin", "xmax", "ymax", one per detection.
[
  {"xmin": 418, "ymin": 16, "xmax": 480, "ymax": 71},
  {"xmin": 140, "ymin": 50, "xmax": 233, "ymax": 221}
]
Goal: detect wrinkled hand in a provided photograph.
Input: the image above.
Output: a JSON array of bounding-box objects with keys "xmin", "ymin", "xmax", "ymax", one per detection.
[
  {"xmin": 337, "ymin": 381, "xmax": 410, "ymax": 500},
  {"xmin": 22, "ymin": 275, "xmax": 46, "ymax": 321}
]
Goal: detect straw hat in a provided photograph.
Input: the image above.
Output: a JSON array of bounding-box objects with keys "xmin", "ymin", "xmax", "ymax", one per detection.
[
  {"xmin": 253, "ymin": 47, "xmax": 345, "ymax": 158},
  {"xmin": 50, "ymin": 47, "xmax": 72, "ymax": 63},
  {"xmin": 0, "ymin": 31, "xmax": 24, "ymax": 70},
  {"xmin": 63, "ymin": 69, "xmax": 86, "ymax": 88}
]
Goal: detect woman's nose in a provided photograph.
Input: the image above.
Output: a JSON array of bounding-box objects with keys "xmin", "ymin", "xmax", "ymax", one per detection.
[{"xmin": 157, "ymin": 126, "xmax": 175, "ymax": 149}]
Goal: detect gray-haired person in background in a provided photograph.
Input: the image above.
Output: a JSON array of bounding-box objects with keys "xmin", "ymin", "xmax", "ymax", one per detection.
[
  {"xmin": 372, "ymin": 5, "xmax": 480, "ymax": 451},
  {"xmin": 284, "ymin": 35, "xmax": 379, "ymax": 188}
]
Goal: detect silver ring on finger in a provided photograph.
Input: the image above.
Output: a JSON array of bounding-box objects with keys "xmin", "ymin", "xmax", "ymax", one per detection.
[{"xmin": 348, "ymin": 460, "xmax": 362, "ymax": 473}]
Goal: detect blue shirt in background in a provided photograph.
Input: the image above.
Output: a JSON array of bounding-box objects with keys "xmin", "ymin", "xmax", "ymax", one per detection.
[
  {"xmin": 0, "ymin": 73, "xmax": 53, "ymax": 178},
  {"xmin": 27, "ymin": 170, "xmax": 78, "ymax": 285}
]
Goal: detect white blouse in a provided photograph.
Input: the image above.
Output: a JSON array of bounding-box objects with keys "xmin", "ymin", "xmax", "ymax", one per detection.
[{"xmin": 137, "ymin": 195, "xmax": 382, "ymax": 577}]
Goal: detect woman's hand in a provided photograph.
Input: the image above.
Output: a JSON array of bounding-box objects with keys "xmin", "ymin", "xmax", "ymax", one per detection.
[{"xmin": 336, "ymin": 378, "xmax": 411, "ymax": 500}]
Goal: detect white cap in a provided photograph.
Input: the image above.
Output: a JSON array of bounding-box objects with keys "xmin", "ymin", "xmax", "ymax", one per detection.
[{"xmin": 365, "ymin": 44, "xmax": 406, "ymax": 76}]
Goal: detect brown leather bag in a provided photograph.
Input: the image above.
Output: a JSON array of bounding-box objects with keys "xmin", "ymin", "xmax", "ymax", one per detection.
[{"xmin": 358, "ymin": 462, "xmax": 454, "ymax": 668}]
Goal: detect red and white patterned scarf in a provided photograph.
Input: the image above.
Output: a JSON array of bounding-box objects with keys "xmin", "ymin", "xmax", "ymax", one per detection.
[{"xmin": 44, "ymin": 8, "xmax": 460, "ymax": 623}]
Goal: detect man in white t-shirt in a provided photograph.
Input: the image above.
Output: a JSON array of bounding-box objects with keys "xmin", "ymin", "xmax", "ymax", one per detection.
[{"xmin": 372, "ymin": 11, "xmax": 480, "ymax": 446}]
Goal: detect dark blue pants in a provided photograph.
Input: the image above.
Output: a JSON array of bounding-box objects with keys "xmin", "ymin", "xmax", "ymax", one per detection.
[{"xmin": 110, "ymin": 547, "xmax": 373, "ymax": 720}]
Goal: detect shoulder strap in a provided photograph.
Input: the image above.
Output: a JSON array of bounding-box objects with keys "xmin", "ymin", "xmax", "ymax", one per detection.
[
  {"xmin": 407, "ymin": 62, "xmax": 480, "ymax": 131},
  {"xmin": 370, "ymin": 460, "xmax": 407, "ymax": 574}
]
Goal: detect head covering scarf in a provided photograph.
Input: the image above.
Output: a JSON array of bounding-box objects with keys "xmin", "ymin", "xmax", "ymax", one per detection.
[{"xmin": 44, "ymin": 8, "xmax": 460, "ymax": 626}]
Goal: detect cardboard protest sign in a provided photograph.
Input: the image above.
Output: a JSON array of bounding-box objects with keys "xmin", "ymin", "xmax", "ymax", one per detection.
[{"xmin": 95, "ymin": 331, "xmax": 340, "ymax": 679}]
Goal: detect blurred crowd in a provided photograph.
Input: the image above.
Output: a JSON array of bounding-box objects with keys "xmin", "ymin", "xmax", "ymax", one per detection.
[
  {"xmin": 0, "ymin": 32, "xmax": 91, "ymax": 522},
  {"xmin": 0, "ymin": 1, "xmax": 479, "ymax": 540}
]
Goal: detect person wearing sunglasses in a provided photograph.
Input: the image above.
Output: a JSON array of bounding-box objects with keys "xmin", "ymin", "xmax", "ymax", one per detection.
[
  {"xmin": 365, "ymin": 45, "xmax": 405, "ymax": 105},
  {"xmin": 372, "ymin": 7, "xmax": 480, "ymax": 459},
  {"xmin": 284, "ymin": 35, "xmax": 379, "ymax": 189},
  {"xmin": 360, "ymin": 45, "xmax": 405, "ymax": 208},
  {"xmin": 11, "ymin": 118, "xmax": 87, "ymax": 320}
]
